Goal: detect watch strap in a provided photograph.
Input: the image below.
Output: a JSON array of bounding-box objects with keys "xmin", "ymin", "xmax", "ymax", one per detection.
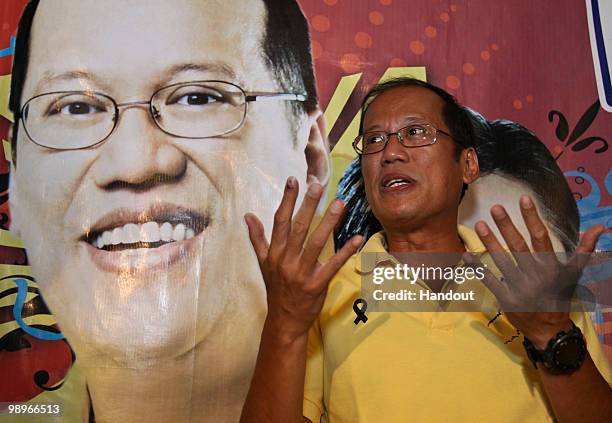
[{"xmin": 522, "ymin": 321, "xmax": 586, "ymax": 374}]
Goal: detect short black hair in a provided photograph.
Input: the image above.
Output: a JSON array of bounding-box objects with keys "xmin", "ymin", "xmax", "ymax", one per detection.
[
  {"xmin": 334, "ymin": 77, "xmax": 477, "ymax": 251},
  {"xmin": 8, "ymin": 0, "xmax": 318, "ymax": 160},
  {"xmin": 359, "ymin": 77, "xmax": 476, "ymax": 153},
  {"xmin": 478, "ymin": 120, "xmax": 579, "ymax": 251},
  {"xmin": 261, "ymin": 0, "xmax": 318, "ymax": 115}
]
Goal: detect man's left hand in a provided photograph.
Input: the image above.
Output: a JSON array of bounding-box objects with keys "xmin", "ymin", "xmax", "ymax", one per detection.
[{"xmin": 466, "ymin": 195, "xmax": 604, "ymax": 349}]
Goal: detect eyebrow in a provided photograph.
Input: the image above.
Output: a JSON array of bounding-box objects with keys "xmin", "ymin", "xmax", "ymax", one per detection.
[
  {"xmin": 35, "ymin": 70, "xmax": 111, "ymax": 94},
  {"xmin": 165, "ymin": 63, "xmax": 237, "ymax": 81},
  {"xmin": 34, "ymin": 62, "xmax": 240, "ymax": 94}
]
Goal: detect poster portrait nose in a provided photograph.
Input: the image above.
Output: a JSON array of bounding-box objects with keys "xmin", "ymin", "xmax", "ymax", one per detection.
[{"xmin": 92, "ymin": 105, "xmax": 187, "ymax": 188}]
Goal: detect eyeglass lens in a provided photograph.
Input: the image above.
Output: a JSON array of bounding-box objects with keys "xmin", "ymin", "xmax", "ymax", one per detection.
[
  {"xmin": 357, "ymin": 123, "xmax": 435, "ymax": 154},
  {"xmin": 22, "ymin": 81, "xmax": 248, "ymax": 149}
]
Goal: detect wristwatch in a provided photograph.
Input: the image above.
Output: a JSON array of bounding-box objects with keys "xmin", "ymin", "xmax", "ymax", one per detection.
[{"xmin": 522, "ymin": 321, "xmax": 587, "ymax": 374}]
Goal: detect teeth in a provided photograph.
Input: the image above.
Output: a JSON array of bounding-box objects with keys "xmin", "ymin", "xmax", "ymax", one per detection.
[
  {"xmin": 93, "ymin": 221, "xmax": 197, "ymax": 250},
  {"xmin": 173, "ymin": 223, "xmax": 186, "ymax": 241},
  {"xmin": 111, "ymin": 227, "xmax": 122, "ymax": 245},
  {"xmin": 141, "ymin": 221, "xmax": 161, "ymax": 243},
  {"xmin": 102, "ymin": 231, "xmax": 112, "ymax": 246},
  {"xmin": 160, "ymin": 222, "xmax": 173, "ymax": 242},
  {"xmin": 385, "ymin": 178, "xmax": 409, "ymax": 187},
  {"xmin": 124, "ymin": 223, "xmax": 140, "ymax": 244}
]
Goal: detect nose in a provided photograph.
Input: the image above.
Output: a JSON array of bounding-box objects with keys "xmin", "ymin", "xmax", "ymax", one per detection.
[
  {"xmin": 381, "ymin": 132, "xmax": 409, "ymax": 165},
  {"xmin": 92, "ymin": 106, "xmax": 187, "ymax": 188}
]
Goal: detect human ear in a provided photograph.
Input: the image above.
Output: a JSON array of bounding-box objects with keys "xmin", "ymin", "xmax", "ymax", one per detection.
[
  {"xmin": 303, "ymin": 108, "xmax": 331, "ymax": 187},
  {"xmin": 461, "ymin": 147, "xmax": 479, "ymax": 184}
]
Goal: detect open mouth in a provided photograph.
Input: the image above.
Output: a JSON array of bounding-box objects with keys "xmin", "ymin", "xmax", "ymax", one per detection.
[
  {"xmin": 82, "ymin": 207, "xmax": 209, "ymax": 252},
  {"xmin": 382, "ymin": 174, "xmax": 415, "ymax": 189}
]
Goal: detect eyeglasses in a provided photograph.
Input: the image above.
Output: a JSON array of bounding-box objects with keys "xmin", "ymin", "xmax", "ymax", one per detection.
[
  {"xmin": 353, "ymin": 121, "xmax": 459, "ymax": 155},
  {"xmin": 18, "ymin": 80, "xmax": 307, "ymax": 150}
]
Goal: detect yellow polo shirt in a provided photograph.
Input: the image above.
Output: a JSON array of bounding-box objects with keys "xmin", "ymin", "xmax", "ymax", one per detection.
[{"xmin": 303, "ymin": 226, "xmax": 612, "ymax": 423}]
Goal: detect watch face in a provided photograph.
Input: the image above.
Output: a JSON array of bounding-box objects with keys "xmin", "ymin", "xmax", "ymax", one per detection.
[{"xmin": 553, "ymin": 336, "xmax": 586, "ymax": 370}]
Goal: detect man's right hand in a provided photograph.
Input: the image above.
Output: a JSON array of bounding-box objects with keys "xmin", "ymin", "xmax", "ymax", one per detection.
[{"xmin": 244, "ymin": 176, "xmax": 363, "ymax": 342}]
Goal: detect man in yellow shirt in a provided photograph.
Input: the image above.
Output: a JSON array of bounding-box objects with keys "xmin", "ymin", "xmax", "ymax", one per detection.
[{"xmin": 241, "ymin": 77, "xmax": 612, "ymax": 422}]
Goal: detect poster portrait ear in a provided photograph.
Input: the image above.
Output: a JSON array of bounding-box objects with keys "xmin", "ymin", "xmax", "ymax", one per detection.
[{"xmin": 304, "ymin": 108, "xmax": 331, "ymax": 187}]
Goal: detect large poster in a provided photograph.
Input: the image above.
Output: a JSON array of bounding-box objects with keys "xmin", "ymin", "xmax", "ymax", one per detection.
[{"xmin": 0, "ymin": 1, "xmax": 610, "ymax": 422}]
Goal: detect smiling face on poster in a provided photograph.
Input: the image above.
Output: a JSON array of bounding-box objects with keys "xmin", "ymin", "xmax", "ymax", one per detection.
[{"xmin": 9, "ymin": 0, "xmax": 326, "ymax": 409}]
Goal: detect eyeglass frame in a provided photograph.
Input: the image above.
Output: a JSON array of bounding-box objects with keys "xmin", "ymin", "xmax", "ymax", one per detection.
[
  {"xmin": 352, "ymin": 122, "xmax": 465, "ymax": 155},
  {"xmin": 17, "ymin": 80, "xmax": 307, "ymax": 151}
]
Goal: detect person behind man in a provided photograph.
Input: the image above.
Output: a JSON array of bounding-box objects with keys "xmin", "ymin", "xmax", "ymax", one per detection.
[
  {"xmin": 459, "ymin": 116, "xmax": 581, "ymax": 252},
  {"xmin": 241, "ymin": 77, "xmax": 612, "ymax": 422},
  {"xmin": 8, "ymin": 0, "xmax": 329, "ymax": 421}
]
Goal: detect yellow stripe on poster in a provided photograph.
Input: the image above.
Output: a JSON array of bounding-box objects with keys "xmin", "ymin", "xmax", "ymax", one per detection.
[
  {"xmin": 0, "ymin": 315, "xmax": 57, "ymax": 335},
  {"xmin": 0, "ymin": 74, "xmax": 13, "ymax": 122},
  {"xmin": 0, "ymin": 228, "xmax": 24, "ymax": 248},
  {"xmin": 0, "ymin": 263, "xmax": 31, "ymax": 278},
  {"xmin": 0, "ymin": 267, "xmax": 34, "ymax": 308},
  {"xmin": 323, "ymin": 73, "xmax": 362, "ymax": 135},
  {"xmin": 379, "ymin": 66, "xmax": 426, "ymax": 84}
]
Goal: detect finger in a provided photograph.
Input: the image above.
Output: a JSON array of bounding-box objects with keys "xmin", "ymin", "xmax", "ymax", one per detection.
[
  {"xmin": 286, "ymin": 182, "xmax": 324, "ymax": 256},
  {"xmin": 518, "ymin": 195, "xmax": 557, "ymax": 268},
  {"xmin": 519, "ymin": 195, "xmax": 554, "ymax": 253},
  {"xmin": 571, "ymin": 224, "xmax": 605, "ymax": 270},
  {"xmin": 489, "ymin": 205, "xmax": 538, "ymax": 273},
  {"xmin": 301, "ymin": 199, "xmax": 346, "ymax": 267},
  {"xmin": 269, "ymin": 177, "xmax": 299, "ymax": 257},
  {"xmin": 244, "ymin": 213, "xmax": 269, "ymax": 267},
  {"xmin": 474, "ymin": 220, "xmax": 522, "ymax": 283},
  {"xmin": 575, "ymin": 224, "xmax": 605, "ymax": 254},
  {"xmin": 519, "ymin": 195, "xmax": 555, "ymax": 253},
  {"xmin": 315, "ymin": 235, "xmax": 363, "ymax": 288},
  {"xmin": 463, "ymin": 252, "xmax": 510, "ymax": 305}
]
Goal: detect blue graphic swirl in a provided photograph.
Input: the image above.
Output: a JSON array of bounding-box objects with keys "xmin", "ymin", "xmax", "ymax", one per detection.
[
  {"xmin": 565, "ymin": 169, "xmax": 611, "ymax": 251},
  {"xmin": 0, "ymin": 36, "xmax": 15, "ymax": 58},
  {"xmin": 12, "ymin": 278, "xmax": 65, "ymax": 341}
]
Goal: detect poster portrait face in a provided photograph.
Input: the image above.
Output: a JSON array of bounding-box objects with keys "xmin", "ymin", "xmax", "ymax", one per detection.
[{"xmin": 10, "ymin": 0, "xmax": 327, "ymax": 373}]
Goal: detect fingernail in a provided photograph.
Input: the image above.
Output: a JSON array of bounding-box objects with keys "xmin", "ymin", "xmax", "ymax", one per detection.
[
  {"xmin": 309, "ymin": 183, "xmax": 323, "ymax": 196},
  {"xmin": 286, "ymin": 177, "xmax": 296, "ymax": 189},
  {"xmin": 475, "ymin": 221, "xmax": 490, "ymax": 236},
  {"xmin": 490, "ymin": 206, "xmax": 505, "ymax": 219},
  {"xmin": 330, "ymin": 199, "xmax": 343, "ymax": 212},
  {"xmin": 520, "ymin": 195, "xmax": 534, "ymax": 208}
]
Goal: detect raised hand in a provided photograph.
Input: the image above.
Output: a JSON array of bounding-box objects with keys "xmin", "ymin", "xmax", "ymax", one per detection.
[
  {"xmin": 244, "ymin": 176, "xmax": 363, "ymax": 341},
  {"xmin": 466, "ymin": 195, "xmax": 604, "ymax": 348}
]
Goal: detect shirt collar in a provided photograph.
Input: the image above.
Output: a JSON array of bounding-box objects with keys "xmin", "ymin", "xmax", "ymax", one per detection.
[{"xmin": 355, "ymin": 224, "xmax": 486, "ymax": 274}]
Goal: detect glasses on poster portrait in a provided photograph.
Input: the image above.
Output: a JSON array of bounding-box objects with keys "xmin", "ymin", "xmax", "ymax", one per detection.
[
  {"xmin": 17, "ymin": 80, "xmax": 307, "ymax": 150},
  {"xmin": 353, "ymin": 121, "xmax": 465, "ymax": 155}
]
